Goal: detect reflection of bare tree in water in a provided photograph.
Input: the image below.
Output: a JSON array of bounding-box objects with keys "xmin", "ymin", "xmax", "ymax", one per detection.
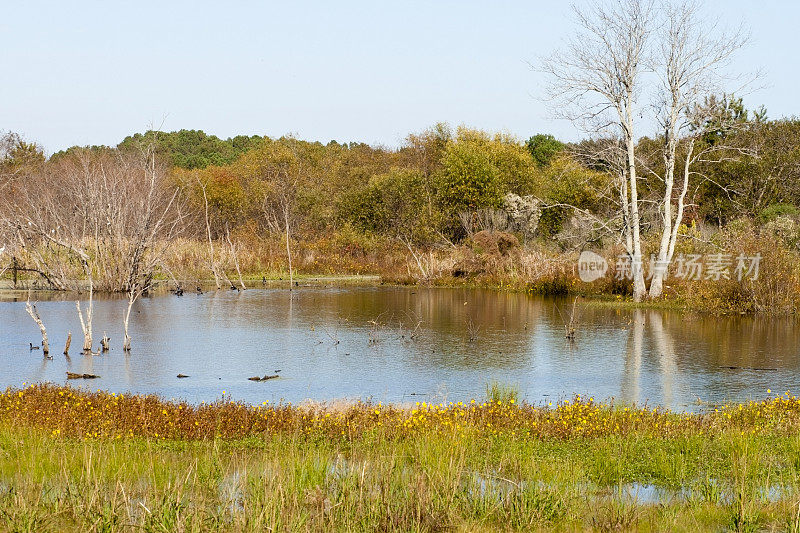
[
  {"xmin": 650, "ymin": 311, "xmax": 676, "ymax": 408},
  {"xmin": 622, "ymin": 310, "xmax": 645, "ymax": 404},
  {"xmin": 622, "ymin": 309, "xmax": 678, "ymax": 407},
  {"xmin": 287, "ymin": 289, "xmax": 294, "ymax": 332},
  {"xmin": 207, "ymin": 289, "xmax": 223, "ymax": 325},
  {"xmin": 123, "ymin": 347, "xmax": 132, "ymax": 385}
]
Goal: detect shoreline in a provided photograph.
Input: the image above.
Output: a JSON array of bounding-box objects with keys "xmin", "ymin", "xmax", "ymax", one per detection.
[
  {"xmin": 0, "ymin": 273, "xmax": 383, "ymax": 291},
  {"xmin": 3, "ymin": 275, "xmax": 788, "ymax": 316}
]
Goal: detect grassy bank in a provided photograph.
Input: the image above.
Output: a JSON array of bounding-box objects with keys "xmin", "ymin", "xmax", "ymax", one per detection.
[{"xmin": 3, "ymin": 385, "xmax": 800, "ymax": 531}]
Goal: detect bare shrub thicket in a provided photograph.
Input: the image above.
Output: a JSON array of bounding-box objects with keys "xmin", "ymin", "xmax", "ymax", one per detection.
[
  {"xmin": 3, "ymin": 147, "xmax": 182, "ymax": 291},
  {"xmin": 1, "ymin": 145, "xmax": 183, "ymax": 351}
]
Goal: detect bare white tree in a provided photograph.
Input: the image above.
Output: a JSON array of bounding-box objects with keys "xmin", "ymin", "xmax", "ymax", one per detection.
[
  {"xmin": 544, "ymin": 0, "xmax": 750, "ymax": 300},
  {"xmin": 543, "ymin": 0, "xmax": 656, "ymax": 301},
  {"xmin": 121, "ymin": 139, "xmax": 184, "ymax": 351},
  {"xmin": 647, "ymin": 1, "xmax": 748, "ymax": 297}
]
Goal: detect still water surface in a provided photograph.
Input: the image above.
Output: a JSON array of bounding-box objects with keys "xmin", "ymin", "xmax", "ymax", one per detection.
[{"xmin": 1, "ymin": 287, "xmax": 798, "ymax": 410}]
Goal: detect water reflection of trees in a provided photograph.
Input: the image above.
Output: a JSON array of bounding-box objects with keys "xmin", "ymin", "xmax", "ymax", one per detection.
[
  {"xmin": 619, "ymin": 308, "xmax": 800, "ymax": 407},
  {"xmin": 252, "ymin": 287, "xmax": 546, "ymax": 371},
  {"xmin": 10, "ymin": 287, "xmax": 800, "ymax": 405},
  {"xmin": 620, "ymin": 309, "xmax": 687, "ymax": 406},
  {"xmin": 674, "ymin": 314, "xmax": 800, "ymax": 369},
  {"xmin": 115, "ymin": 292, "xmax": 800, "ymax": 406},
  {"xmin": 311, "ymin": 287, "xmax": 542, "ymax": 332},
  {"xmin": 359, "ymin": 288, "xmax": 545, "ymax": 370},
  {"xmin": 622, "ymin": 309, "xmax": 645, "ymax": 405}
]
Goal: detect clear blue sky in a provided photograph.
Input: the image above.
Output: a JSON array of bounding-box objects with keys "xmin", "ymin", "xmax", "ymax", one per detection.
[{"xmin": 1, "ymin": 1, "xmax": 796, "ymax": 154}]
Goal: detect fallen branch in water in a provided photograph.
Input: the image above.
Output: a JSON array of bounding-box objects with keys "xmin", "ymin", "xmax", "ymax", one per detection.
[
  {"xmin": 65, "ymin": 372, "xmax": 100, "ymax": 380},
  {"xmin": 719, "ymin": 366, "xmax": 778, "ymax": 371},
  {"xmin": 248, "ymin": 375, "xmax": 279, "ymax": 382}
]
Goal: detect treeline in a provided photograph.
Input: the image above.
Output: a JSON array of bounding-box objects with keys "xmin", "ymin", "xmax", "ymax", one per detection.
[
  {"xmin": 170, "ymin": 125, "xmax": 557, "ymax": 246},
  {"xmin": 2, "ymin": 104, "xmax": 800, "ymax": 275},
  {"xmin": 19, "ymin": 110, "xmax": 800, "ymax": 247}
]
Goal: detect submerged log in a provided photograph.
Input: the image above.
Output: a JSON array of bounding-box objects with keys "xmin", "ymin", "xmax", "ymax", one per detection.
[
  {"xmin": 248, "ymin": 374, "xmax": 280, "ymax": 382},
  {"xmin": 66, "ymin": 372, "xmax": 100, "ymax": 379}
]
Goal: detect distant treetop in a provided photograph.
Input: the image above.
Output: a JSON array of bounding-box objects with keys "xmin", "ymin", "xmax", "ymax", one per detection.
[
  {"xmin": 117, "ymin": 129, "xmax": 265, "ymax": 169},
  {"xmin": 526, "ymin": 134, "xmax": 565, "ymax": 167}
]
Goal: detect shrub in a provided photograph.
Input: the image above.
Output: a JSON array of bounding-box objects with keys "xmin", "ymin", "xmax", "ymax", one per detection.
[
  {"xmin": 469, "ymin": 230, "xmax": 519, "ymax": 256},
  {"xmin": 485, "ymin": 382, "xmax": 519, "ymax": 404},
  {"xmin": 337, "ymin": 169, "xmax": 438, "ymax": 243},
  {"xmin": 758, "ymin": 203, "xmax": 800, "ymax": 223},
  {"xmin": 675, "ymin": 226, "xmax": 800, "ymax": 314},
  {"xmin": 763, "ymin": 216, "xmax": 800, "ymax": 249}
]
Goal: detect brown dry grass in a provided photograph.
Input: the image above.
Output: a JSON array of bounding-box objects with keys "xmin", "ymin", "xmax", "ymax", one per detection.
[{"xmin": 6, "ymin": 384, "xmax": 800, "ymax": 442}]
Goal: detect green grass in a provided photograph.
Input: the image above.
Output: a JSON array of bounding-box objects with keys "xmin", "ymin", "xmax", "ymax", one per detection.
[
  {"xmin": 5, "ymin": 385, "xmax": 800, "ymax": 531},
  {"xmin": 3, "ymin": 428, "xmax": 800, "ymax": 532},
  {"xmin": 485, "ymin": 381, "xmax": 519, "ymax": 405}
]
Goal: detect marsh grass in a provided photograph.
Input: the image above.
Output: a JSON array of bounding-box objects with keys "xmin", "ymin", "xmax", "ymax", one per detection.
[
  {"xmin": 7, "ymin": 227, "xmax": 800, "ymax": 316},
  {"xmin": 485, "ymin": 381, "xmax": 519, "ymax": 405},
  {"xmin": 4, "ymin": 385, "xmax": 800, "ymax": 531}
]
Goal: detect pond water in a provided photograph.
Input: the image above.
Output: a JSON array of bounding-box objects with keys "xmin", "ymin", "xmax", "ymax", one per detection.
[{"xmin": 1, "ymin": 286, "xmax": 798, "ymax": 410}]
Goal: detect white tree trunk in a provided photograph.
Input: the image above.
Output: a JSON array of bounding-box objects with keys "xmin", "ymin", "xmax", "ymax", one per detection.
[
  {"xmin": 25, "ymin": 296, "xmax": 49, "ymax": 356},
  {"xmin": 648, "ymin": 146, "xmax": 676, "ymax": 299},
  {"xmin": 123, "ymin": 286, "xmax": 137, "ymax": 351},
  {"xmin": 76, "ymin": 299, "xmax": 93, "ymax": 353},
  {"xmin": 63, "ymin": 331, "xmax": 71, "ymax": 356},
  {"xmin": 76, "ymin": 273, "xmax": 93, "ymax": 353},
  {"xmin": 649, "ymin": 141, "xmax": 692, "ymax": 299},
  {"xmin": 625, "ymin": 112, "xmax": 646, "ymax": 302}
]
